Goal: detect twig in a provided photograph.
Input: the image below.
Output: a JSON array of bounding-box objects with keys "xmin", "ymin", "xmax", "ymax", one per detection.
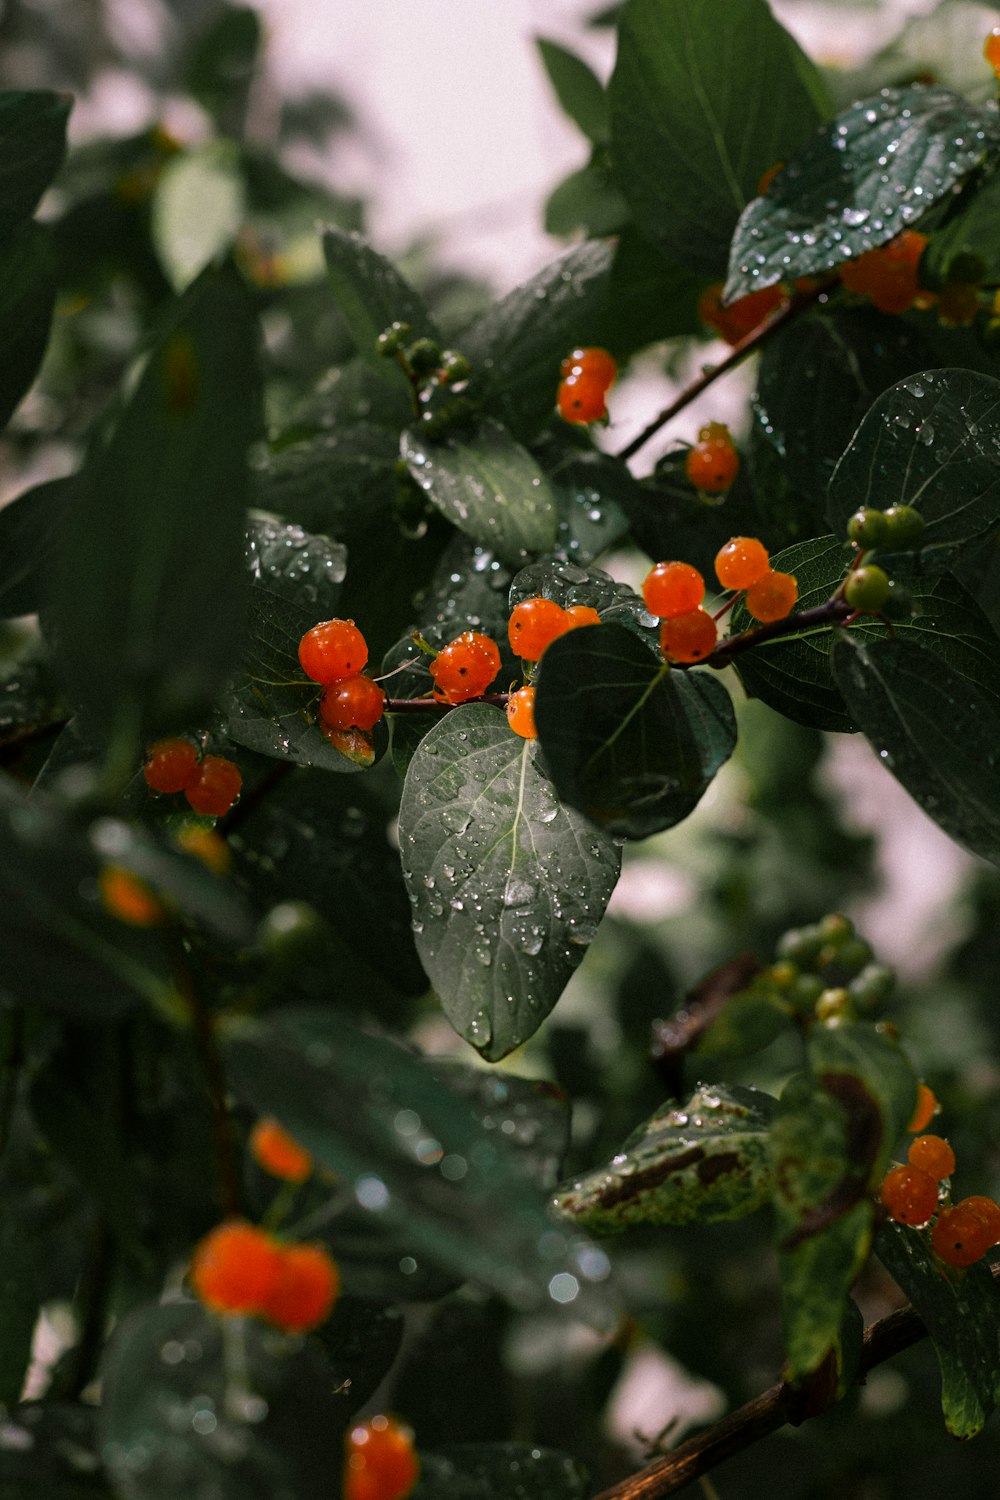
[{"xmin": 704, "ymin": 597, "xmax": 854, "ymax": 669}]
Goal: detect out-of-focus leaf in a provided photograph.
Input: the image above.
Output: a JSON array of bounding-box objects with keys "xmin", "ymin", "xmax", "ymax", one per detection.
[
  {"xmin": 151, "ymin": 142, "xmax": 246, "ymax": 291},
  {"xmin": 536, "ymin": 38, "xmax": 609, "ymax": 144},
  {"xmin": 0, "ymin": 91, "xmax": 71, "ymax": 243},
  {"xmin": 413, "ymin": 1443, "xmax": 589, "ymax": 1499},
  {"xmin": 0, "ymin": 221, "xmax": 56, "ymax": 432}
]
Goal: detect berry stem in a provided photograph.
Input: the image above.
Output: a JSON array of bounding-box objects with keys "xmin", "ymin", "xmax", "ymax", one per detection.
[
  {"xmin": 384, "ymin": 692, "xmax": 512, "ymax": 714},
  {"xmin": 703, "ymin": 596, "xmax": 854, "ymax": 668},
  {"xmin": 615, "ymin": 280, "xmax": 831, "ymax": 464}
]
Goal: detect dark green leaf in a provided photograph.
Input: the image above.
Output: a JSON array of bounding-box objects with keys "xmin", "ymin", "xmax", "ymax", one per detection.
[
  {"xmin": 0, "ymin": 1404, "xmax": 112, "ymax": 1498},
  {"xmin": 547, "ymin": 449, "xmax": 635, "ymax": 564},
  {"xmin": 430, "ymin": 1064, "xmax": 571, "ymax": 1189},
  {"xmin": 553, "ymin": 1082, "xmax": 779, "ymax": 1233},
  {"xmin": 151, "ymin": 142, "xmax": 246, "ymax": 291},
  {"xmin": 99, "ymin": 1300, "xmax": 345, "ymax": 1500},
  {"xmin": 0, "ymin": 220, "xmax": 56, "ymax": 432},
  {"xmin": 312, "ymin": 1296, "xmax": 405, "ymax": 1415},
  {"xmin": 323, "ymin": 226, "xmax": 438, "ymax": 368},
  {"xmin": 0, "ymin": 478, "xmax": 69, "ymax": 619},
  {"xmin": 806, "ymin": 1022, "xmax": 918, "ymax": 1188},
  {"xmin": 609, "ymin": 0, "xmax": 825, "ymax": 275},
  {"xmin": 45, "ymin": 269, "xmax": 261, "ymax": 746},
  {"xmin": 399, "ymin": 705, "xmax": 621, "ymax": 1060},
  {"xmin": 922, "ymin": 163, "xmax": 1000, "ymax": 285},
  {"xmin": 0, "ymin": 1217, "xmax": 40, "ymax": 1405},
  {"xmin": 224, "ymin": 1006, "xmax": 605, "ymax": 1309},
  {"xmin": 876, "ymin": 1220, "xmax": 1000, "ymax": 1438},
  {"xmin": 536, "ymin": 38, "xmax": 609, "ymax": 143},
  {"xmin": 185, "ymin": 6, "xmax": 261, "ymax": 132},
  {"xmin": 725, "ymin": 86, "xmax": 1000, "ymax": 299},
  {"xmin": 831, "ymin": 633, "xmax": 1000, "ymax": 866},
  {"xmin": 509, "ymin": 559, "xmax": 657, "ymax": 647},
  {"xmin": 590, "ymin": 230, "xmax": 704, "ymax": 358},
  {"xmin": 460, "ymin": 242, "xmax": 614, "ymax": 442},
  {"xmin": 0, "ymin": 90, "xmax": 70, "ymax": 243},
  {"xmin": 246, "ymin": 515, "xmax": 346, "ymax": 615},
  {"xmin": 413, "ymin": 1443, "xmax": 588, "ymax": 1499},
  {"xmin": 534, "ymin": 623, "xmax": 736, "ymax": 839},
  {"xmin": 253, "ymin": 421, "xmax": 400, "ymax": 536},
  {"xmin": 544, "ymin": 160, "xmax": 630, "ymax": 239},
  {"xmin": 402, "ymin": 417, "xmax": 558, "ymax": 563},
  {"xmin": 0, "ymin": 646, "xmax": 65, "ymax": 746},
  {"xmin": 826, "ymin": 368, "xmax": 1000, "ymax": 564}
]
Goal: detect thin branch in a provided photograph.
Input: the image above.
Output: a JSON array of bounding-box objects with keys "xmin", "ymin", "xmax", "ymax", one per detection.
[{"xmin": 703, "ymin": 597, "xmax": 854, "ymax": 669}]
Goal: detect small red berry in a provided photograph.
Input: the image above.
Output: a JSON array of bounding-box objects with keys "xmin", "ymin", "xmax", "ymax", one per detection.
[
  {"xmin": 184, "ymin": 755, "xmax": 242, "ymax": 817},
  {"xmin": 251, "ymin": 1118, "xmax": 313, "ymax": 1183},
  {"xmin": 319, "ymin": 676, "xmax": 386, "ymax": 731},
  {"xmin": 261, "ymin": 1242, "xmax": 340, "ymax": 1333},
  {"xmin": 839, "ymin": 231, "xmax": 927, "ymax": 315},
  {"xmin": 560, "ymin": 347, "xmax": 617, "ymax": 385},
  {"xmin": 685, "ymin": 426, "xmax": 740, "ymax": 493},
  {"xmin": 506, "ymin": 685, "xmax": 537, "ymax": 740},
  {"xmin": 715, "ymin": 537, "xmax": 770, "ymax": 591},
  {"xmin": 879, "ymin": 1164, "xmax": 939, "ymax": 1226},
  {"xmin": 143, "ymin": 737, "xmax": 199, "ymax": 794},
  {"xmin": 958, "ymin": 1195, "xmax": 1000, "ymax": 1246},
  {"xmin": 659, "ymin": 608, "xmax": 718, "ymax": 664},
  {"xmin": 429, "ymin": 631, "xmax": 501, "ymax": 704},
  {"xmin": 642, "ymin": 561, "xmax": 705, "ymax": 619},
  {"xmin": 907, "ymin": 1134, "xmax": 956, "ymax": 1181},
  {"xmin": 932, "ymin": 1204, "xmax": 992, "ymax": 1268},
  {"xmin": 698, "ymin": 282, "xmax": 787, "ymax": 345},
  {"xmin": 344, "ymin": 1416, "xmax": 419, "ymax": 1500},
  {"xmin": 508, "ymin": 597, "xmax": 569, "ymax": 661},
  {"xmin": 190, "ymin": 1220, "xmax": 283, "ymax": 1315},
  {"xmin": 99, "ymin": 866, "xmax": 164, "ymax": 927},
  {"xmin": 744, "ymin": 570, "xmax": 798, "ymax": 623},
  {"xmin": 557, "ymin": 374, "xmax": 608, "ymax": 424},
  {"xmin": 564, "ymin": 604, "xmax": 602, "ymax": 629},
  {"xmin": 908, "ymin": 1083, "xmax": 938, "ymax": 1133},
  {"xmin": 986, "ymin": 27, "xmax": 1000, "ymax": 73},
  {"xmin": 298, "ymin": 619, "xmax": 368, "ymax": 685}
]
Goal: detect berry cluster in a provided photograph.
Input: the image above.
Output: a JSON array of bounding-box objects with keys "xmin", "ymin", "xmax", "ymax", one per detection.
[
  {"xmin": 505, "ymin": 597, "xmax": 602, "ymax": 738},
  {"xmin": 344, "ymin": 1415, "xmax": 420, "ymax": 1500},
  {"xmin": 698, "ymin": 282, "xmax": 788, "ymax": 346},
  {"xmin": 838, "ymin": 230, "xmax": 928, "ymax": 315},
  {"xmin": 768, "ymin": 912, "xmax": 893, "ymax": 1021},
  {"xmin": 879, "ymin": 1092, "xmax": 1000, "ymax": 1269},
  {"xmin": 144, "ymin": 738, "xmax": 242, "ymax": 818},
  {"xmin": 641, "ymin": 537, "xmax": 798, "ymax": 664},
  {"xmin": 846, "ymin": 504, "xmax": 925, "ymax": 552},
  {"xmin": 190, "ymin": 1219, "xmax": 339, "ymax": 1333},
  {"xmin": 556, "ymin": 346, "xmax": 617, "ymax": 425},
  {"xmin": 298, "ymin": 619, "xmax": 386, "ymax": 734},
  {"xmin": 684, "ymin": 422, "xmax": 740, "ymax": 496}
]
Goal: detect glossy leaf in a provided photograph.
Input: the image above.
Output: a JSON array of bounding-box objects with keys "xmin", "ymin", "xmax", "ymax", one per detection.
[
  {"xmin": 45, "ymin": 269, "xmax": 260, "ymax": 746},
  {"xmin": 534, "ymin": 623, "xmax": 737, "ymax": 839},
  {"xmin": 0, "ymin": 1217, "xmax": 40, "ymax": 1405},
  {"xmin": 431, "ymin": 1064, "xmax": 571, "ymax": 1190},
  {"xmin": 398, "ymin": 705, "xmax": 621, "ymax": 1060},
  {"xmin": 224, "ymin": 1006, "xmax": 605, "ymax": 1309},
  {"xmin": 553, "ymin": 1083, "xmax": 779, "ymax": 1233},
  {"xmin": 402, "ymin": 417, "xmax": 558, "ymax": 563},
  {"xmin": 509, "ymin": 559, "xmax": 657, "ymax": 647},
  {"xmin": 413, "ymin": 1444, "xmax": 589, "ymax": 1499},
  {"xmin": 151, "ymin": 142, "xmax": 246, "ymax": 291},
  {"xmin": 323, "ymin": 225, "xmax": 439, "ymax": 366},
  {"xmin": 536, "ymin": 38, "xmax": 609, "ymax": 143},
  {"xmin": 609, "ymin": 0, "xmax": 825, "ymax": 274},
  {"xmin": 312, "ymin": 1296, "xmax": 405, "ymax": 1416},
  {"xmin": 0, "ymin": 90, "xmax": 70, "ymax": 242},
  {"xmin": 459, "ymin": 241, "xmax": 613, "ymax": 442},
  {"xmin": 544, "ymin": 159, "xmax": 630, "ymax": 240},
  {"xmin": 831, "ymin": 633, "xmax": 1000, "ymax": 867},
  {"xmin": 590, "ymin": 229, "xmax": 704, "ymax": 358},
  {"xmin": 922, "ymin": 163, "xmax": 1000, "ymax": 285},
  {"xmin": 826, "ymin": 368, "xmax": 1000, "ymax": 564},
  {"xmin": 252, "ymin": 421, "xmax": 401, "ymax": 536},
  {"xmin": 246, "ymin": 515, "xmax": 347, "ymax": 617},
  {"xmin": 0, "ymin": 221, "xmax": 56, "ymax": 433},
  {"xmin": 0, "ymin": 477, "xmax": 70, "ymax": 619},
  {"xmin": 876, "ymin": 1220, "xmax": 1000, "ymax": 1438},
  {"xmin": 726, "ymin": 86, "xmax": 1000, "ymax": 299}
]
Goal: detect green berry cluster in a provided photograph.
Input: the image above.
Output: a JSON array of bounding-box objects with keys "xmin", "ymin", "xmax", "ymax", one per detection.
[
  {"xmin": 770, "ymin": 913, "xmax": 894, "ymax": 1024},
  {"xmin": 377, "ymin": 322, "xmax": 473, "ymax": 437},
  {"xmin": 846, "ymin": 503, "xmax": 925, "ymax": 552}
]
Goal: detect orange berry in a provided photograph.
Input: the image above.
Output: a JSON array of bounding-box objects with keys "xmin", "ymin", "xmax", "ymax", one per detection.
[
  {"xmin": 659, "ymin": 608, "xmax": 718, "ymax": 664},
  {"xmin": 557, "ymin": 373, "xmax": 608, "ymax": 424},
  {"xmin": 744, "ymin": 569, "xmax": 798, "ymax": 622},
  {"xmin": 564, "ymin": 604, "xmax": 602, "ymax": 629},
  {"xmin": 985, "ymin": 27, "xmax": 1000, "ymax": 73},
  {"xmin": 175, "ymin": 824, "xmax": 231, "ymax": 875},
  {"xmin": 908, "ymin": 1082, "xmax": 938, "ymax": 1133},
  {"xmin": 261, "ymin": 1242, "xmax": 340, "ymax": 1333},
  {"xmin": 757, "ymin": 161, "xmax": 783, "ymax": 195},
  {"xmin": 879, "ymin": 1164, "xmax": 939, "ymax": 1226},
  {"xmin": 344, "ymin": 1416, "xmax": 419, "ymax": 1500},
  {"xmin": 559, "ymin": 347, "xmax": 617, "ymax": 387},
  {"xmin": 907, "ymin": 1134, "xmax": 956, "ymax": 1181},
  {"xmin": 298, "ymin": 619, "xmax": 369, "ymax": 685},
  {"xmin": 937, "ymin": 282, "xmax": 980, "ymax": 327},
  {"xmin": 715, "ymin": 536, "xmax": 770, "ymax": 591},
  {"xmin": 250, "ymin": 1117, "xmax": 313, "ymax": 1183},
  {"xmin": 508, "ymin": 597, "xmax": 569, "ymax": 661},
  {"xmin": 506, "ymin": 684, "xmax": 537, "ymax": 740},
  {"xmin": 838, "ymin": 231, "xmax": 927, "ymax": 315},
  {"xmin": 932, "ymin": 1204, "xmax": 992, "ymax": 1268},
  {"xmin": 697, "ymin": 281, "xmax": 787, "ymax": 345},
  {"xmin": 143, "ymin": 736, "xmax": 199, "ymax": 794},
  {"xmin": 642, "ymin": 561, "xmax": 705, "ymax": 618},
  {"xmin": 429, "ymin": 631, "xmax": 501, "ymax": 704},
  {"xmin": 685, "ymin": 430, "xmax": 739, "ymax": 494},
  {"xmin": 190, "ymin": 1220, "xmax": 283, "ymax": 1315},
  {"xmin": 184, "ymin": 755, "xmax": 242, "ymax": 817},
  {"xmin": 319, "ymin": 675, "xmax": 386, "ymax": 731},
  {"xmin": 957, "ymin": 1195, "xmax": 1000, "ymax": 1247},
  {"xmin": 99, "ymin": 865, "xmax": 164, "ymax": 927}
]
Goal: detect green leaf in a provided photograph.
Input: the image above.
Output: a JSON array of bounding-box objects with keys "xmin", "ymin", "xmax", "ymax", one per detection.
[
  {"xmin": 831, "ymin": 633, "xmax": 1000, "ymax": 867},
  {"xmin": 0, "ymin": 1217, "xmax": 40, "ymax": 1405},
  {"xmin": 398, "ymin": 705, "xmax": 621, "ymax": 1060},
  {"xmin": 609, "ymin": 0, "xmax": 825, "ymax": 275},
  {"xmin": 430, "ymin": 1064, "xmax": 571, "ymax": 1190},
  {"xmin": 99, "ymin": 1300, "xmax": 345, "ymax": 1500},
  {"xmin": 923, "ymin": 162, "xmax": 1000, "ymax": 286},
  {"xmin": 246, "ymin": 515, "xmax": 346, "ymax": 616},
  {"xmin": 323, "ymin": 226, "xmax": 438, "ymax": 367},
  {"xmin": 402, "ymin": 417, "xmax": 558, "ymax": 563},
  {"xmin": 0, "ymin": 90, "xmax": 70, "ymax": 243},
  {"xmin": 0, "ymin": 220, "xmax": 56, "ymax": 432},
  {"xmin": 185, "ymin": 5, "xmax": 261, "ymax": 133},
  {"xmin": 826, "ymin": 368, "xmax": 1000, "ymax": 564},
  {"xmin": 590, "ymin": 230, "xmax": 704, "ymax": 359},
  {"xmin": 151, "ymin": 141, "xmax": 247, "ymax": 291},
  {"xmin": 0, "ymin": 477, "xmax": 70, "ymax": 619},
  {"xmin": 253, "ymin": 421, "xmax": 401, "ymax": 536},
  {"xmin": 553, "ymin": 1082, "xmax": 779, "ymax": 1233},
  {"xmin": 0, "ymin": 1404, "xmax": 112, "ymax": 1498},
  {"xmin": 536, "ymin": 38, "xmax": 609, "ymax": 144},
  {"xmin": 0, "ymin": 647, "xmax": 65, "ymax": 746},
  {"xmin": 220, "ymin": 582, "xmax": 388, "ymax": 772},
  {"xmin": 45, "ymin": 269, "xmax": 261, "ymax": 748},
  {"xmin": 876, "ymin": 1220, "xmax": 1000, "ymax": 1438},
  {"xmin": 509, "ymin": 559, "xmax": 658, "ymax": 648},
  {"xmin": 459, "ymin": 242, "xmax": 613, "ymax": 442},
  {"xmin": 312, "ymin": 1296, "xmax": 404, "ymax": 1416},
  {"xmin": 806, "ymin": 1021, "xmax": 918, "ymax": 1188},
  {"xmin": 544, "ymin": 160, "xmax": 630, "ymax": 240},
  {"xmin": 534, "ymin": 623, "xmax": 737, "ymax": 839},
  {"xmin": 414, "ymin": 1444, "xmax": 589, "ymax": 1499},
  {"xmin": 725, "ymin": 86, "xmax": 1000, "ymax": 299},
  {"xmin": 731, "ymin": 538, "xmax": 1000, "ymax": 734},
  {"xmin": 224, "ymin": 1006, "xmax": 605, "ymax": 1308}
]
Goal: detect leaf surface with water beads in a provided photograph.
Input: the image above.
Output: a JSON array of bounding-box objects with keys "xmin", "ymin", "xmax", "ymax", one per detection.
[
  {"xmin": 725, "ymin": 86, "xmax": 1000, "ymax": 300},
  {"xmin": 398, "ymin": 704, "xmax": 621, "ymax": 1061},
  {"xmin": 413, "ymin": 1442, "xmax": 589, "ymax": 1498}
]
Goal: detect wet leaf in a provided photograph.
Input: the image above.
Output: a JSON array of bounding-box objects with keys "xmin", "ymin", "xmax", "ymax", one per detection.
[
  {"xmin": 413, "ymin": 1443, "xmax": 588, "ymax": 1499},
  {"xmin": 0, "ymin": 477, "xmax": 70, "ymax": 619},
  {"xmin": 252, "ymin": 421, "xmax": 400, "ymax": 537},
  {"xmin": 312, "ymin": 1296, "xmax": 405, "ymax": 1416},
  {"xmin": 398, "ymin": 705, "xmax": 620, "ymax": 1061},
  {"xmin": 323, "ymin": 226, "xmax": 438, "ymax": 369},
  {"xmin": 0, "ymin": 221, "xmax": 56, "ymax": 434},
  {"xmin": 553, "ymin": 1082, "xmax": 779, "ymax": 1233},
  {"xmin": 246, "ymin": 515, "xmax": 346, "ymax": 617}
]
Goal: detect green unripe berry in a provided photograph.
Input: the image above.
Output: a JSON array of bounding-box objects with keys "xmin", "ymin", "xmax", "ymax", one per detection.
[
  {"xmin": 845, "ymin": 565, "xmax": 891, "ymax": 613},
  {"xmin": 776, "ymin": 926, "xmax": 824, "ymax": 966},
  {"xmin": 847, "ymin": 508, "xmax": 890, "ymax": 549},
  {"xmin": 407, "ymin": 337, "xmax": 443, "ymax": 375},
  {"xmin": 835, "ymin": 936, "xmax": 875, "ymax": 975},
  {"xmin": 882, "ymin": 504, "xmax": 925, "ymax": 550},
  {"xmin": 850, "ymin": 961, "xmax": 896, "ymax": 1010},
  {"xmin": 945, "ymin": 251, "xmax": 986, "ymax": 285},
  {"xmin": 815, "ymin": 986, "xmax": 854, "ymax": 1023},
  {"xmin": 439, "ymin": 350, "xmax": 471, "ymax": 384},
  {"xmin": 818, "ymin": 913, "xmax": 854, "ymax": 946},
  {"xmin": 376, "ymin": 321, "xmax": 412, "ymax": 356},
  {"xmin": 767, "ymin": 960, "xmax": 799, "ymax": 990},
  {"xmin": 258, "ymin": 900, "xmax": 326, "ymax": 962},
  {"xmin": 789, "ymin": 973, "xmax": 825, "ymax": 1013}
]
